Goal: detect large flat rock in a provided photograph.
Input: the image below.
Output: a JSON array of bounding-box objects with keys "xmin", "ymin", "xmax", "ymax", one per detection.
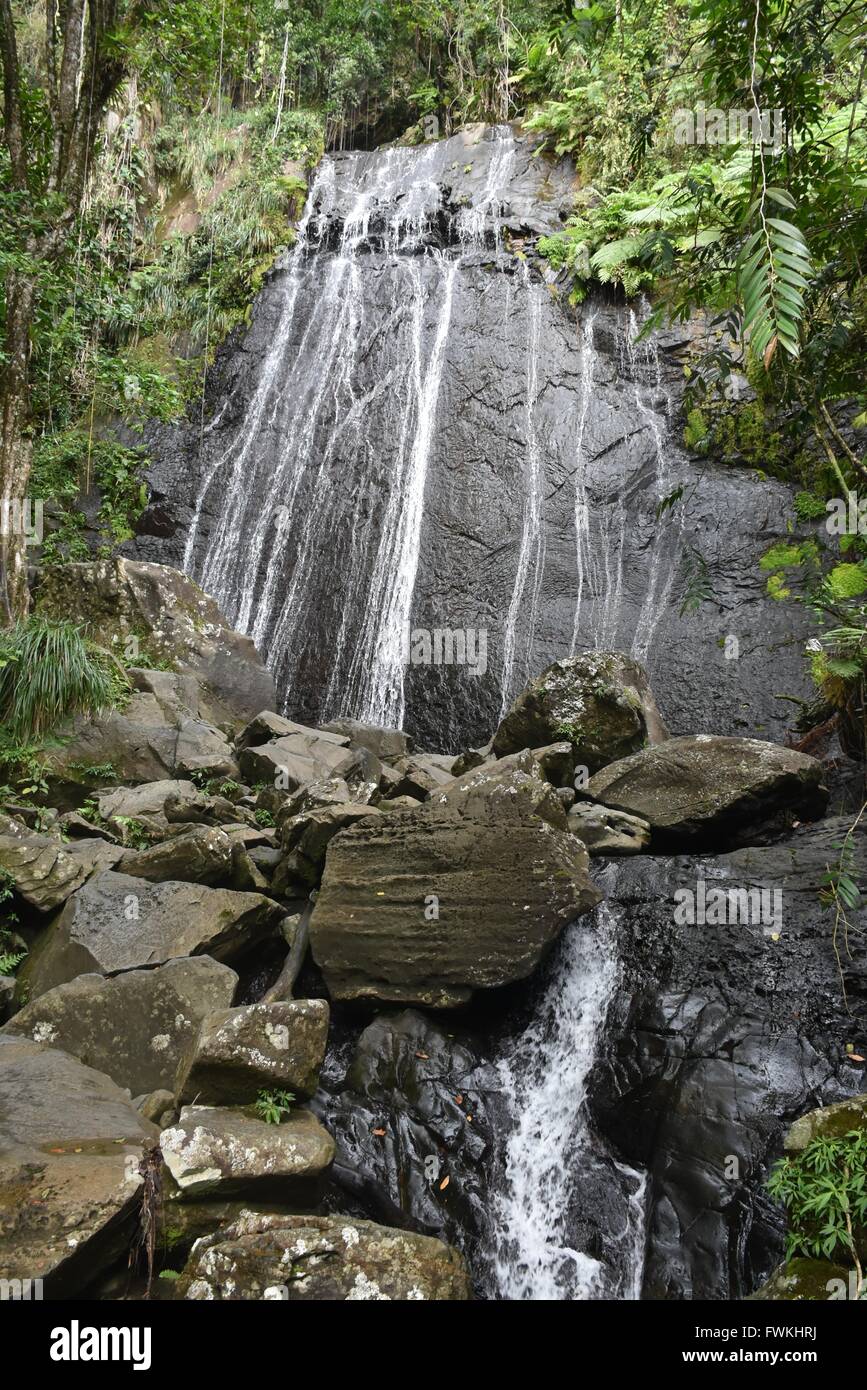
[
  {"xmin": 309, "ymin": 769, "xmax": 601, "ymax": 1006},
  {"xmin": 587, "ymin": 735, "xmax": 828, "ymax": 849},
  {"xmin": 19, "ymin": 871, "xmax": 282, "ymax": 1000},
  {"xmin": 178, "ymin": 1210, "xmax": 472, "ymax": 1300},
  {"xmin": 160, "ymin": 1105, "xmax": 334, "ymax": 1198},
  {"xmin": 0, "ymin": 1036, "xmax": 158, "ymax": 1291},
  {"xmin": 3, "ymin": 957, "xmax": 238, "ymax": 1095}
]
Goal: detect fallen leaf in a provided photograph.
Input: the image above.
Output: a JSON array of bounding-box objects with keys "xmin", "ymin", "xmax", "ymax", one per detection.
[
  {"xmin": 439, "ymin": 1176, "xmax": 450, "ymax": 1191},
  {"xmin": 415, "ymin": 1051, "xmax": 429, "ymax": 1060},
  {"xmin": 850, "ymin": 1054, "xmax": 865, "ymax": 1063},
  {"xmin": 372, "ymin": 1128, "xmax": 386, "ymax": 1137},
  {"xmin": 466, "ymin": 1116, "xmax": 473, "ymax": 1123},
  {"xmin": 455, "ymin": 1094, "xmax": 463, "ymax": 1105}
]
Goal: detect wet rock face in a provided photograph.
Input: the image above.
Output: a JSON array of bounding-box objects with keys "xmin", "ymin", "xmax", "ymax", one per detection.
[
  {"xmin": 129, "ymin": 126, "xmax": 810, "ymax": 752},
  {"xmin": 314, "ymin": 1010, "xmax": 496, "ymax": 1251},
  {"xmin": 590, "ymin": 820, "xmax": 867, "ymax": 1300}
]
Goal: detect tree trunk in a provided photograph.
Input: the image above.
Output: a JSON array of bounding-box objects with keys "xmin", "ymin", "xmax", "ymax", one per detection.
[{"xmin": 0, "ymin": 268, "xmax": 36, "ymax": 624}]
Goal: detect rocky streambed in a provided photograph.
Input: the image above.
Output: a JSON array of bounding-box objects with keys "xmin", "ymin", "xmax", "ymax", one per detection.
[{"xmin": 1, "ymin": 557, "xmax": 864, "ymax": 1301}]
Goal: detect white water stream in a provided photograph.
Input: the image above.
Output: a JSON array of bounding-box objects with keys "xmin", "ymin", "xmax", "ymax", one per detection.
[{"xmin": 486, "ymin": 903, "xmax": 647, "ymax": 1301}]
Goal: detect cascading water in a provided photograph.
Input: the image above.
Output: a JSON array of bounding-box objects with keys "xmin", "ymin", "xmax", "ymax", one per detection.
[
  {"xmin": 623, "ymin": 300, "xmax": 683, "ymax": 663},
  {"xmin": 179, "ymin": 123, "xmax": 690, "ymax": 742},
  {"xmin": 184, "ymin": 128, "xmax": 531, "ymax": 728},
  {"xmin": 485, "ymin": 899, "xmax": 647, "ymax": 1301},
  {"xmin": 499, "ymin": 261, "xmax": 545, "ymax": 718}
]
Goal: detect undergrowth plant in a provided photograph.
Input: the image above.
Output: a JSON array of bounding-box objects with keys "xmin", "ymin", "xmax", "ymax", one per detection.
[
  {"xmin": 767, "ymin": 1128, "xmax": 867, "ymax": 1294},
  {"xmin": 0, "ymin": 618, "xmax": 127, "ymax": 745},
  {"xmin": 255, "ymin": 1088, "xmax": 296, "ymax": 1125}
]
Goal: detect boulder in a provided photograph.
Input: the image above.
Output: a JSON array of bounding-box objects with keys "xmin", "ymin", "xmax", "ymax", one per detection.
[
  {"xmin": 436, "ymin": 754, "xmax": 569, "ymax": 828},
  {"xmin": 127, "ymin": 666, "xmax": 202, "ymax": 720},
  {"xmin": 3, "ymin": 956, "xmax": 237, "ymax": 1095},
  {"xmin": 135, "ymin": 1089, "xmax": 177, "ymax": 1126},
  {"xmin": 118, "ymin": 826, "xmax": 233, "ymax": 885},
  {"xmin": 319, "ymin": 719, "xmax": 410, "ymax": 763},
  {"xmin": 18, "ymin": 871, "xmax": 282, "ymax": 1000},
  {"xmin": 0, "ymin": 1035, "xmax": 158, "ymax": 1291},
  {"xmin": 384, "ymin": 754, "xmax": 455, "ymax": 801},
  {"xmin": 783, "ymin": 1093, "xmax": 867, "ymax": 1153},
  {"xmin": 309, "ymin": 767, "xmax": 601, "ymax": 1006},
  {"xmin": 0, "ymin": 815, "xmax": 122, "ymax": 912},
  {"xmin": 35, "ymin": 557, "xmax": 275, "ymax": 727},
  {"xmin": 42, "ymin": 699, "xmax": 237, "ymax": 801},
  {"xmin": 567, "ymin": 802, "xmax": 651, "ymax": 855},
  {"xmin": 748, "ymin": 1257, "xmax": 853, "ymax": 1301},
  {"xmin": 587, "ymin": 735, "xmax": 828, "ymax": 849},
  {"xmin": 42, "ymin": 696, "xmax": 182, "ymax": 799},
  {"xmin": 236, "ymin": 712, "xmax": 350, "ymax": 753},
  {"xmin": 274, "ymin": 803, "xmax": 380, "ymax": 891},
  {"xmin": 177, "ymin": 1210, "xmax": 472, "ymax": 1300},
  {"xmin": 165, "ymin": 790, "xmax": 240, "ymax": 826},
  {"xmin": 451, "ymin": 746, "xmax": 493, "ymax": 777},
  {"xmin": 492, "ymin": 651, "xmax": 668, "ymax": 771},
  {"xmin": 98, "ymin": 779, "xmax": 198, "ymax": 821},
  {"xmin": 272, "ymin": 777, "xmax": 355, "ymax": 831},
  {"xmin": 172, "ymin": 718, "xmax": 238, "ymax": 779},
  {"xmin": 160, "ymin": 1105, "xmax": 334, "ymax": 1198},
  {"xmin": 176, "ymin": 999, "xmax": 329, "ymax": 1105},
  {"xmin": 238, "ymin": 743, "xmax": 340, "ymax": 790}
]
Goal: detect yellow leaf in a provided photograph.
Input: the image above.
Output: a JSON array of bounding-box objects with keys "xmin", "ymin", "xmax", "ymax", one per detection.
[{"xmin": 439, "ymin": 1176, "xmax": 450, "ymax": 1191}]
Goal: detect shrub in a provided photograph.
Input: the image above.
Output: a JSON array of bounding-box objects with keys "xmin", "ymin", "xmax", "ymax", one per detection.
[{"xmin": 0, "ymin": 616, "xmax": 127, "ymax": 743}]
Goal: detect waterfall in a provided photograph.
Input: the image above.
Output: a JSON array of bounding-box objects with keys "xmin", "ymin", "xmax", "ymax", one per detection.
[
  {"xmin": 569, "ymin": 310, "xmax": 600, "ymax": 655},
  {"xmin": 485, "ymin": 901, "xmax": 647, "ymax": 1301},
  {"xmin": 622, "ymin": 301, "xmax": 682, "ymax": 663},
  {"xmin": 499, "ymin": 263, "xmax": 545, "ymax": 717},
  {"xmin": 179, "ymin": 125, "xmax": 686, "ymax": 742},
  {"xmin": 183, "ymin": 129, "xmax": 520, "ymax": 727}
]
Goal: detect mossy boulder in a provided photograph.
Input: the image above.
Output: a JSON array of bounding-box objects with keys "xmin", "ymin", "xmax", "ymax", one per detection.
[
  {"xmin": 748, "ymin": 1257, "xmax": 852, "ymax": 1300},
  {"xmin": 35, "ymin": 557, "xmax": 275, "ymax": 728},
  {"xmin": 492, "ymin": 652, "xmax": 668, "ymax": 772},
  {"xmin": 587, "ymin": 734, "xmax": 828, "ymax": 850},
  {"xmin": 176, "ymin": 1210, "xmax": 472, "ymax": 1300},
  {"xmin": 784, "ymin": 1093, "xmax": 867, "ymax": 1152}
]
